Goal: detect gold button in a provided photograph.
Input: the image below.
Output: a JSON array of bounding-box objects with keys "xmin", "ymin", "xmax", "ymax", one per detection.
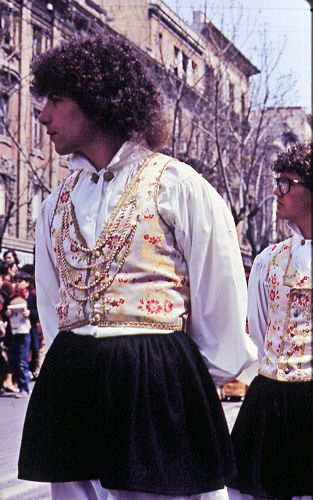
[
  {"xmin": 91, "ymin": 173, "xmax": 99, "ymax": 184},
  {"xmin": 94, "ymin": 250, "xmax": 101, "ymax": 258},
  {"xmin": 103, "ymin": 171, "xmax": 114, "ymax": 182},
  {"xmin": 94, "ymin": 313, "xmax": 100, "ymax": 323},
  {"xmin": 287, "ymin": 349, "xmax": 293, "ymax": 356},
  {"xmin": 95, "ymin": 271, "xmax": 100, "ymax": 279},
  {"xmin": 290, "ymin": 331, "xmax": 295, "ymax": 337},
  {"xmin": 294, "ymin": 310, "xmax": 299, "ymax": 317},
  {"xmin": 285, "ymin": 367, "xmax": 290, "ymax": 374}
]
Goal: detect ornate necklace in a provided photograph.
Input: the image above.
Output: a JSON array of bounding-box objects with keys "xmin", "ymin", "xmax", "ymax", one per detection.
[{"xmin": 55, "ymin": 153, "xmax": 156, "ymax": 303}]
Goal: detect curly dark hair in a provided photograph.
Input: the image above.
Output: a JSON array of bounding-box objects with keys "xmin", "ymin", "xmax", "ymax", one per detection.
[
  {"xmin": 271, "ymin": 142, "xmax": 312, "ymax": 190},
  {"xmin": 32, "ymin": 34, "xmax": 168, "ymax": 149}
]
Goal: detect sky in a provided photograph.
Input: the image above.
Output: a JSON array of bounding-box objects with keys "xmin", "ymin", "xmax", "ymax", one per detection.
[{"xmin": 164, "ymin": 0, "xmax": 312, "ymax": 111}]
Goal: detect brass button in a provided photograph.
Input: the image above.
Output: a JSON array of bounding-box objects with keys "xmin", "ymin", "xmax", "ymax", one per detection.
[
  {"xmin": 91, "ymin": 173, "xmax": 99, "ymax": 184},
  {"xmin": 285, "ymin": 367, "xmax": 290, "ymax": 374},
  {"xmin": 94, "ymin": 313, "xmax": 100, "ymax": 323},
  {"xmin": 290, "ymin": 331, "xmax": 295, "ymax": 337},
  {"xmin": 95, "ymin": 271, "xmax": 100, "ymax": 279},
  {"xmin": 294, "ymin": 310, "xmax": 299, "ymax": 317},
  {"xmin": 287, "ymin": 349, "xmax": 293, "ymax": 356},
  {"xmin": 94, "ymin": 250, "xmax": 101, "ymax": 258},
  {"xmin": 103, "ymin": 171, "xmax": 114, "ymax": 182}
]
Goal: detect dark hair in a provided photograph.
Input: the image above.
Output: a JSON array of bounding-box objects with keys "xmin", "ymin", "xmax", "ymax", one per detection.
[
  {"xmin": 15, "ymin": 271, "xmax": 31, "ymax": 283},
  {"xmin": 271, "ymin": 142, "xmax": 312, "ymax": 190},
  {"xmin": 0, "ymin": 260, "xmax": 9, "ymax": 276},
  {"xmin": 3, "ymin": 249, "xmax": 19, "ymax": 265},
  {"xmin": 20, "ymin": 264, "xmax": 35, "ymax": 276},
  {"xmin": 32, "ymin": 34, "xmax": 168, "ymax": 149}
]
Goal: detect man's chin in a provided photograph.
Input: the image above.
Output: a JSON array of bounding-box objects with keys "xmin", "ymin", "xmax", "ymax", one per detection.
[{"xmin": 54, "ymin": 145, "xmax": 73, "ymax": 156}]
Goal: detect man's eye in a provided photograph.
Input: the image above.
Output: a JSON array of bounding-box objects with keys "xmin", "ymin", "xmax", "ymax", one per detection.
[{"xmin": 49, "ymin": 94, "xmax": 61, "ymax": 103}]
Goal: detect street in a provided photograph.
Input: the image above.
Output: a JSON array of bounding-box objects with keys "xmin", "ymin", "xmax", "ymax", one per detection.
[{"xmin": 0, "ymin": 382, "xmax": 241, "ymax": 500}]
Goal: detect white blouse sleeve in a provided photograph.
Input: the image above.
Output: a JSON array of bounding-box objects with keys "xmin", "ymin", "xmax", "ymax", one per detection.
[
  {"xmin": 158, "ymin": 164, "xmax": 257, "ymax": 386},
  {"xmin": 35, "ymin": 189, "xmax": 62, "ymax": 348},
  {"xmin": 247, "ymin": 246, "xmax": 272, "ymax": 362}
]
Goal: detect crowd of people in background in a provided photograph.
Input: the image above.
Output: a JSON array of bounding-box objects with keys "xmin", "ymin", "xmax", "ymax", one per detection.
[{"xmin": 0, "ymin": 249, "xmax": 46, "ymax": 397}]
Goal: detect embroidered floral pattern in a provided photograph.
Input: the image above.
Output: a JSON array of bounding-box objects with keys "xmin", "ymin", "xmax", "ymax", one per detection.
[
  {"xmin": 137, "ymin": 297, "xmax": 174, "ymax": 316},
  {"xmin": 143, "ymin": 208, "xmax": 154, "ymax": 219},
  {"xmin": 105, "ymin": 297, "xmax": 125, "ymax": 309},
  {"xmin": 51, "ymin": 154, "xmax": 189, "ymax": 332},
  {"xmin": 56, "ymin": 303, "xmax": 69, "ymax": 321},
  {"xmin": 144, "ymin": 234, "xmax": 162, "ymax": 246},
  {"xmin": 260, "ymin": 237, "xmax": 312, "ymax": 382}
]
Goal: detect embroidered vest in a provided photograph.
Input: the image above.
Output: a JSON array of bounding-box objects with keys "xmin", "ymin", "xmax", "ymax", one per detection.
[
  {"xmin": 50, "ymin": 153, "xmax": 190, "ymax": 332},
  {"xmin": 259, "ymin": 237, "xmax": 312, "ymax": 381}
]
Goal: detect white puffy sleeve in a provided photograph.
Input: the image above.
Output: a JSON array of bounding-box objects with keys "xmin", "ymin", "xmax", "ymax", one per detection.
[
  {"xmin": 35, "ymin": 187, "xmax": 62, "ymax": 348},
  {"xmin": 247, "ymin": 246, "xmax": 272, "ymax": 362},
  {"xmin": 158, "ymin": 163, "xmax": 257, "ymax": 386}
]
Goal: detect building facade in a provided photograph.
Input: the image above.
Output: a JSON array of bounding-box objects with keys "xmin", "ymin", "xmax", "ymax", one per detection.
[{"xmin": 1, "ymin": 0, "xmax": 307, "ymax": 267}]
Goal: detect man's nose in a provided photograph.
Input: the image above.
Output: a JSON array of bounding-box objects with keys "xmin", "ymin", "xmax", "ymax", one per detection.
[
  {"xmin": 273, "ymin": 185, "xmax": 282, "ymax": 197},
  {"xmin": 38, "ymin": 102, "xmax": 50, "ymax": 124}
]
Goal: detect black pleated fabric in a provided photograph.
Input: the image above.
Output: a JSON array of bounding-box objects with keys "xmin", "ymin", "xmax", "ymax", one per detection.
[
  {"xmin": 228, "ymin": 374, "xmax": 313, "ymax": 498},
  {"xmin": 18, "ymin": 331, "xmax": 236, "ymax": 495}
]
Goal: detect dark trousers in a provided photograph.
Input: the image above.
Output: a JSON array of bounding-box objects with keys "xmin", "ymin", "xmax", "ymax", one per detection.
[{"xmin": 12, "ymin": 334, "xmax": 31, "ymax": 393}]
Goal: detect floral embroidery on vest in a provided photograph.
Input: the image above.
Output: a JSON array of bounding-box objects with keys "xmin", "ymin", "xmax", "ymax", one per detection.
[
  {"xmin": 50, "ymin": 153, "xmax": 190, "ymax": 331},
  {"xmin": 259, "ymin": 237, "xmax": 312, "ymax": 381}
]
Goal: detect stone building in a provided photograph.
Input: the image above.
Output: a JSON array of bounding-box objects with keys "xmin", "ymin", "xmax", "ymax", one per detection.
[{"xmin": 0, "ymin": 0, "xmax": 272, "ymax": 265}]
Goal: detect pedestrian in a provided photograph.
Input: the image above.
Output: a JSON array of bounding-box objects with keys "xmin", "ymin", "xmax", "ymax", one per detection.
[
  {"xmin": 3, "ymin": 249, "xmax": 20, "ymax": 267},
  {"xmin": 0, "ymin": 260, "xmax": 18, "ymax": 393},
  {"xmin": 0, "ymin": 264, "xmax": 7, "ymax": 395},
  {"xmin": 20, "ymin": 264, "xmax": 41, "ymax": 379},
  {"xmin": 18, "ymin": 34, "xmax": 257, "ymax": 500},
  {"xmin": 228, "ymin": 142, "xmax": 312, "ymax": 499},
  {"xmin": 2, "ymin": 271, "xmax": 36, "ymax": 397}
]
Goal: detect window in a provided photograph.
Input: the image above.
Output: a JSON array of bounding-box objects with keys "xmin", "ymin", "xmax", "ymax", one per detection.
[
  {"xmin": 205, "ymin": 65, "xmax": 215, "ymax": 92},
  {"xmin": 0, "ymin": 7, "xmax": 10, "ymax": 45},
  {"xmin": 182, "ymin": 52, "xmax": 189, "ymax": 81},
  {"xmin": 33, "ymin": 26, "xmax": 42, "ymax": 57},
  {"xmin": 229, "ymin": 82, "xmax": 235, "ymax": 105},
  {"xmin": 241, "ymin": 93, "xmax": 245, "ymax": 115},
  {"xmin": 173, "ymin": 46, "xmax": 180, "ymax": 76},
  {"xmin": 0, "ymin": 93, "xmax": 8, "ymax": 136},
  {"xmin": 32, "ymin": 109, "xmax": 42, "ymax": 149},
  {"xmin": 192, "ymin": 61, "xmax": 198, "ymax": 85}
]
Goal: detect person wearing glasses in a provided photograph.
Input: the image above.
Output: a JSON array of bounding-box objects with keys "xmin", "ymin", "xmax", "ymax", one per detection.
[{"xmin": 228, "ymin": 141, "xmax": 312, "ymax": 500}]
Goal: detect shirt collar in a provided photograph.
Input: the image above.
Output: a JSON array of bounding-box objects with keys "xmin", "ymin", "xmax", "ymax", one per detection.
[
  {"xmin": 68, "ymin": 140, "xmax": 152, "ymax": 174},
  {"xmin": 288, "ymin": 223, "xmax": 312, "ymax": 243}
]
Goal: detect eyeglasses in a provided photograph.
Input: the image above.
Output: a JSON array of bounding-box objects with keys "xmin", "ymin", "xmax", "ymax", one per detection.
[{"xmin": 274, "ymin": 177, "xmax": 308, "ymax": 195}]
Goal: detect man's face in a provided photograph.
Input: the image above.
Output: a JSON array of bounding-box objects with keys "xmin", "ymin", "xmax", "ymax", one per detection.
[
  {"xmin": 4, "ymin": 252, "xmax": 15, "ymax": 264},
  {"xmin": 39, "ymin": 95, "xmax": 97, "ymax": 156},
  {"xmin": 8, "ymin": 263, "xmax": 18, "ymax": 278},
  {"xmin": 274, "ymin": 172, "xmax": 311, "ymax": 225},
  {"xmin": 15, "ymin": 279, "xmax": 29, "ymax": 292}
]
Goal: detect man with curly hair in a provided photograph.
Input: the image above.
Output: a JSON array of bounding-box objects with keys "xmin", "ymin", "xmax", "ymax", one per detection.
[
  {"xmin": 228, "ymin": 142, "xmax": 312, "ymax": 500},
  {"xmin": 18, "ymin": 34, "xmax": 257, "ymax": 500}
]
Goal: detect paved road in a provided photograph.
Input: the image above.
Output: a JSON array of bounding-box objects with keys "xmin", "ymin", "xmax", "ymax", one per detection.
[{"xmin": 0, "ymin": 382, "xmax": 241, "ymax": 500}]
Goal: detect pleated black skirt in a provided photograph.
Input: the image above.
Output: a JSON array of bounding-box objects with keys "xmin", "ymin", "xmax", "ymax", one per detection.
[
  {"xmin": 228, "ymin": 374, "xmax": 313, "ymax": 498},
  {"xmin": 18, "ymin": 331, "xmax": 236, "ymax": 495}
]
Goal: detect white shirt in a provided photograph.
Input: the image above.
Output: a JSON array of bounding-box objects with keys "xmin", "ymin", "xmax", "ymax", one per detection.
[
  {"xmin": 35, "ymin": 141, "xmax": 257, "ymax": 386},
  {"xmin": 247, "ymin": 225, "xmax": 312, "ymax": 363}
]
